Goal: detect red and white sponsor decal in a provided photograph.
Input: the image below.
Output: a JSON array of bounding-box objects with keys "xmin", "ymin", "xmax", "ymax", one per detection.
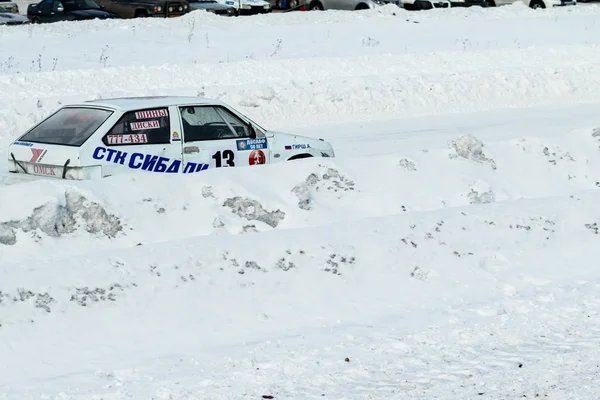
[
  {"xmin": 107, "ymin": 134, "xmax": 148, "ymax": 145},
  {"xmin": 130, "ymin": 120, "xmax": 160, "ymax": 131},
  {"xmin": 32, "ymin": 164, "xmax": 55, "ymax": 176},
  {"xmin": 135, "ymin": 109, "xmax": 168, "ymax": 119},
  {"xmin": 30, "ymin": 148, "xmax": 47, "ymax": 163}
]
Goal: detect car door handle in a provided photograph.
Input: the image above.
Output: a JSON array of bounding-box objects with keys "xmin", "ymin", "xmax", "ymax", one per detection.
[{"xmin": 183, "ymin": 146, "xmax": 199, "ymax": 154}]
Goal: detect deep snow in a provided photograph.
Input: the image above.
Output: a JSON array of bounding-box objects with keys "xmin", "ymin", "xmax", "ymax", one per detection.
[{"xmin": 2, "ymin": 4, "xmax": 600, "ymax": 400}]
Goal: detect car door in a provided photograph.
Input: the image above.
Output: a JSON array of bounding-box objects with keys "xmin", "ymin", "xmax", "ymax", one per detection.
[
  {"xmin": 36, "ymin": 0, "xmax": 54, "ymax": 21},
  {"xmin": 48, "ymin": 0, "xmax": 66, "ymax": 21},
  {"xmin": 90, "ymin": 105, "xmax": 183, "ymax": 176},
  {"xmin": 178, "ymin": 104, "xmax": 270, "ymax": 173}
]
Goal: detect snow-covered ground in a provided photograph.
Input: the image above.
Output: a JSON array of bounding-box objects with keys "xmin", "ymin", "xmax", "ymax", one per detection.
[{"xmin": 2, "ymin": 5, "xmax": 600, "ymax": 399}]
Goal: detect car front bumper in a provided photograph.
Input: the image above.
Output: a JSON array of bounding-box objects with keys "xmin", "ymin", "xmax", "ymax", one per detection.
[
  {"xmin": 449, "ymin": 0, "xmax": 488, "ymax": 6},
  {"xmin": 237, "ymin": 5, "xmax": 271, "ymax": 14}
]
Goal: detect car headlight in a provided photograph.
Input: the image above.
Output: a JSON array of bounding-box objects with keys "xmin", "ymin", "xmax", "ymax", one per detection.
[
  {"xmin": 241, "ymin": 4, "xmax": 251, "ymax": 8},
  {"xmin": 263, "ymin": 3, "xmax": 270, "ymax": 7},
  {"xmin": 178, "ymin": 5, "xmax": 183, "ymax": 10},
  {"xmin": 184, "ymin": 4, "xmax": 188, "ymax": 8},
  {"xmin": 157, "ymin": 6, "xmax": 162, "ymax": 11},
  {"xmin": 169, "ymin": 6, "xmax": 174, "ymax": 11}
]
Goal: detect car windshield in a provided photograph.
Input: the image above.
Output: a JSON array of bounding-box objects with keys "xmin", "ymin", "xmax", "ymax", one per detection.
[
  {"xmin": 20, "ymin": 107, "xmax": 113, "ymax": 147},
  {"xmin": 62, "ymin": 0, "xmax": 101, "ymax": 10}
]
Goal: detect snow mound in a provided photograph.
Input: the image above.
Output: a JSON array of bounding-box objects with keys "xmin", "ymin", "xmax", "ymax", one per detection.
[{"xmin": 0, "ymin": 186, "xmax": 122, "ymax": 246}]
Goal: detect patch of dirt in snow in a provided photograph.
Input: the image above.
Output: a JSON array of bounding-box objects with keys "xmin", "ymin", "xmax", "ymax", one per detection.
[{"xmin": 0, "ymin": 189, "xmax": 122, "ymax": 246}]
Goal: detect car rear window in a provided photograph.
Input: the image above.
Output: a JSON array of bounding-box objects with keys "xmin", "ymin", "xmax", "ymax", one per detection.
[{"xmin": 20, "ymin": 107, "xmax": 113, "ymax": 147}]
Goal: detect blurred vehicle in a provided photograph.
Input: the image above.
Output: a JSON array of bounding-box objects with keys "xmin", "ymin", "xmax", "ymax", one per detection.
[
  {"xmin": 188, "ymin": 0, "xmax": 237, "ymax": 15},
  {"xmin": 0, "ymin": 12, "xmax": 29, "ymax": 24},
  {"xmin": 94, "ymin": 0, "xmax": 189, "ymax": 18},
  {"xmin": 488, "ymin": 0, "xmax": 575, "ymax": 8},
  {"xmin": 0, "ymin": 0, "xmax": 28, "ymax": 25},
  {"xmin": 0, "ymin": 0, "xmax": 19, "ymax": 13},
  {"xmin": 402, "ymin": 0, "xmax": 488, "ymax": 8},
  {"xmin": 306, "ymin": 0, "xmax": 400, "ymax": 11},
  {"xmin": 27, "ymin": 0, "xmax": 118, "ymax": 23},
  {"xmin": 216, "ymin": 0, "xmax": 271, "ymax": 15}
]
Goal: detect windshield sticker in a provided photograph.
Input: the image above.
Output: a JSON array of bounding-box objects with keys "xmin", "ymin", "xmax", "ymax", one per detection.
[
  {"xmin": 249, "ymin": 149, "xmax": 266, "ymax": 165},
  {"xmin": 135, "ymin": 109, "xmax": 168, "ymax": 119},
  {"xmin": 13, "ymin": 141, "xmax": 34, "ymax": 147},
  {"xmin": 130, "ymin": 120, "xmax": 160, "ymax": 131},
  {"xmin": 92, "ymin": 146, "xmax": 208, "ymax": 173},
  {"xmin": 172, "ymin": 131, "xmax": 181, "ymax": 141},
  {"xmin": 107, "ymin": 134, "xmax": 148, "ymax": 145},
  {"xmin": 236, "ymin": 138, "xmax": 267, "ymax": 151}
]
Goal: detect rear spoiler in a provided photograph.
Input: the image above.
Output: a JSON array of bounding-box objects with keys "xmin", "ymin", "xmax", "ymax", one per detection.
[{"xmin": 10, "ymin": 152, "xmax": 72, "ymax": 179}]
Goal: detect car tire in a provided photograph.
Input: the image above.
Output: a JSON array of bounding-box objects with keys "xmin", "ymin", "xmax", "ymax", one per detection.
[
  {"xmin": 355, "ymin": 2, "xmax": 369, "ymax": 8},
  {"xmin": 30, "ymin": 16, "xmax": 41, "ymax": 23},
  {"xmin": 529, "ymin": 0, "xmax": 545, "ymax": 8},
  {"xmin": 308, "ymin": 1, "xmax": 324, "ymax": 9},
  {"xmin": 487, "ymin": 0, "xmax": 495, "ymax": 5},
  {"xmin": 276, "ymin": 0, "xmax": 299, "ymax": 8}
]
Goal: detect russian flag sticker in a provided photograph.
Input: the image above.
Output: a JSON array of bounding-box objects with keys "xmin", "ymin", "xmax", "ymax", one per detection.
[{"xmin": 284, "ymin": 145, "xmax": 292, "ymax": 150}]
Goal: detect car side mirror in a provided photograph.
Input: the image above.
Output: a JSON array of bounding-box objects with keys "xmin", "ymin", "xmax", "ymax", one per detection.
[{"xmin": 56, "ymin": 5, "xmax": 64, "ymax": 11}]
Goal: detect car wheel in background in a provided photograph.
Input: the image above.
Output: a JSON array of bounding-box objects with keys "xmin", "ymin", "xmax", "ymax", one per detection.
[
  {"xmin": 30, "ymin": 16, "xmax": 41, "ymax": 23},
  {"xmin": 529, "ymin": 0, "xmax": 545, "ymax": 8}
]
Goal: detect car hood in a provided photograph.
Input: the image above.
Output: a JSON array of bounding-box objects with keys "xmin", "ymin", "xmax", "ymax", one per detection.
[
  {"xmin": 0, "ymin": 12, "xmax": 28, "ymax": 23},
  {"xmin": 68, "ymin": 9, "xmax": 116, "ymax": 18},
  {"xmin": 190, "ymin": 2, "xmax": 231, "ymax": 9}
]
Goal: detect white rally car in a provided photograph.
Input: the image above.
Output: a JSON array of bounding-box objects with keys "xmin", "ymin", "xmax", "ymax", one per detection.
[{"xmin": 7, "ymin": 96, "xmax": 335, "ymax": 180}]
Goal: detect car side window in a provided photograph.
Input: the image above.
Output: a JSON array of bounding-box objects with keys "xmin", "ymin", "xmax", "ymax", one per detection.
[
  {"xmin": 102, "ymin": 108, "xmax": 171, "ymax": 146},
  {"xmin": 180, "ymin": 106, "xmax": 251, "ymax": 142}
]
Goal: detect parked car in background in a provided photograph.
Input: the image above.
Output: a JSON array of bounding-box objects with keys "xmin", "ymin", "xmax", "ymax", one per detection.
[
  {"xmin": 488, "ymin": 0, "xmax": 575, "ymax": 8},
  {"xmin": 0, "ymin": 12, "xmax": 29, "ymax": 24},
  {"xmin": 94, "ymin": 0, "xmax": 189, "ymax": 18},
  {"xmin": 216, "ymin": 0, "xmax": 270, "ymax": 15},
  {"xmin": 188, "ymin": 0, "xmax": 236, "ymax": 15},
  {"xmin": 306, "ymin": 0, "xmax": 400, "ymax": 11},
  {"xmin": 0, "ymin": 0, "xmax": 18, "ymax": 13},
  {"xmin": 402, "ymin": 0, "xmax": 487, "ymax": 9},
  {"xmin": 0, "ymin": 0, "xmax": 28, "ymax": 25},
  {"xmin": 27, "ymin": 0, "xmax": 118, "ymax": 23}
]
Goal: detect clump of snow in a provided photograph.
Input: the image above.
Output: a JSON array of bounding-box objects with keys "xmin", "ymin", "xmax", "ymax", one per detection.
[
  {"xmin": 398, "ymin": 157, "xmax": 417, "ymax": 171},
  {"xmin": 0, "ymin": 189, "xmax": 122, "ymax": 246},
  {"xmin": 222, "ymin": 196, "xmax": 285, "ymax": 228},
  {"xmin": 449, "ymin": 134, "xmax": 497, "ymax": 169},
  {"xmin": 292, "ymin": 167, "xmax": 355, "ymax": 210}
]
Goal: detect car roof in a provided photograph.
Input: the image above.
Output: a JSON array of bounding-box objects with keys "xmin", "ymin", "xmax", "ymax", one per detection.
[{"xmin": 74, "ymin": 96, "xmax": 221, "ymax": 111}]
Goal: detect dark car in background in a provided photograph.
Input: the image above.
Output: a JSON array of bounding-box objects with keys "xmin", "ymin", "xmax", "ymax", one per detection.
[
  {"xmin": 94, "ymin": 0, "xmax": 189, "ymax": 18},
  {"xmin": 27, "ymin": 0, "xmax": 117, "ymax": 23}
]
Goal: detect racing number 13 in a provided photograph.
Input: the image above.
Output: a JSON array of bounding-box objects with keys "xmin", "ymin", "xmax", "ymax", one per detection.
[{"xmin": 212, "ymin": 150, "xmax": 235, "ymax": 167}]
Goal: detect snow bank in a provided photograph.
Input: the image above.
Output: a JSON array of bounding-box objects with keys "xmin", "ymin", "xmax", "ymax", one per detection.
[
  {"xmin": 2, "ymin": 123, "xmax": 600, "ymax": 258},
  {"xmin": 2, "ymin": 45, "xmax": 600, "ymax": 141}
]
